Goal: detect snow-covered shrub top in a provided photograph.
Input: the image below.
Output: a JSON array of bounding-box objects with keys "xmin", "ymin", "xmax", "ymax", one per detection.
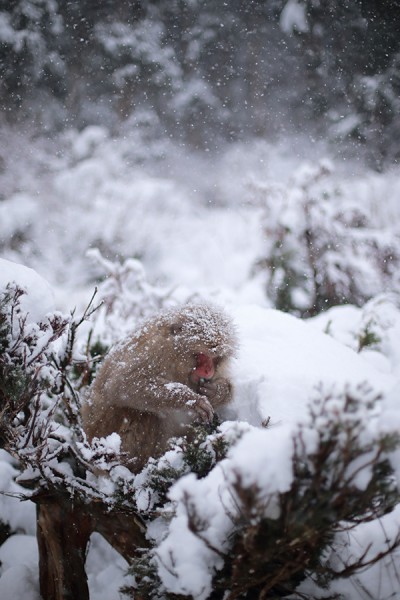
[
  {"xmin": 143, "ymin": 386, "xmax": 400, "ymax": 600},
  {"xmin": 86, "ymin": 248, "xmax": 174, "ymax": 345},
  {"xmin": 254, "ymin": 160, "xmax": 400, "ymax": 316}
]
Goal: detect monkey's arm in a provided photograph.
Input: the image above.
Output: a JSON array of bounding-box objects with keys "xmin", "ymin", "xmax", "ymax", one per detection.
[
  {"xmin": 144, "ymin": 381, "xmax": 215, "ymax": 423},
  {"xmin": 198, "ymin": 377, "xmax": 232, "ymax": 406}
]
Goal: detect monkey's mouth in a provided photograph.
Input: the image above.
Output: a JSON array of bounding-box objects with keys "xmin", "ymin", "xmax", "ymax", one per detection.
[{"xmin": 191, "ymin": 352, "xmax": 215, "ymax": 382}]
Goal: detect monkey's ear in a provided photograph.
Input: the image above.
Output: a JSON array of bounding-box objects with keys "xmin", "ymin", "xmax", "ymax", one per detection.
[{"xmin": 169, "ymin": 323, "xmax": 183, "ymax": 335}]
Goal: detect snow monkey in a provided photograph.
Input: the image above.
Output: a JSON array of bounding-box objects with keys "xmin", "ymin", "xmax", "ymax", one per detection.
[{"xmin": 82, "ymin": 303, "xmax": 238, "ymax": 472}]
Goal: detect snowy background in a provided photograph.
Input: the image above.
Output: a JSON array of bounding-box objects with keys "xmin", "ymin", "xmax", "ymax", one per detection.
[
  {"xmin": 2, "ymin": 131, "xmax": 400, "ymax": 600},
  {"xmin": 2, "ymin": 1, "xmax": 400, "ymax": 599}
]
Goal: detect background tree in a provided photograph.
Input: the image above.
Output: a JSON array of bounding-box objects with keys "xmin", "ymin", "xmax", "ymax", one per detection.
[{"xmin": 2, "ymin": 0, "xmax": 400, "ymax": 163}]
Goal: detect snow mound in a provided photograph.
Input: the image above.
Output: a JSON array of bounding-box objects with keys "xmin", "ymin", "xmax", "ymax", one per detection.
[
  {"xmin": 0, "ymin": 259, "xmax": 55, "ymax": 323},
  {"xmin": 0, "ymin": 536, "xmax": 40, "ymax": 600},
  {"xmin": 231, "ymin": 304, "xmax": 396, "ymax": 426}
]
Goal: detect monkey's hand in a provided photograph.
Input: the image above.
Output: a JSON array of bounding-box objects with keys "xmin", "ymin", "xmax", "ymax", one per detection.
[
  {"xmin": 186, "ymin": 395, "xmax": 215, "ymax": 423},
  {"xmin": 198, "ymin": 377, "xmax": 232, "ymax": 406},
  {"xmin": 163, "ymin": 382, "xmax": 214, "ymax": 423}
]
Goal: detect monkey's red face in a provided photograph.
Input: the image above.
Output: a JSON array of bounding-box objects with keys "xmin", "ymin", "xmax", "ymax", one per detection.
[{"xmin": 190, "ymin": 352, "xmax": 215, "ymax": 383}]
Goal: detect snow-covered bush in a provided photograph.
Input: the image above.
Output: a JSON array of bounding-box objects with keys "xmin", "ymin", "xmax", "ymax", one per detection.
[
  {"xmin": 86, "ymin": 248, "xmax": 174, "ymax": 345},
  {"xmin": 0, "ymin": 284, "xmax": 69, "ymax": 450},
  {"xmin": 255, "ymin": 161, "xmax": 400, "ymax": 316},
  {"xmin": 0, "ymin": 276, "xmax": 111, "ymax": 494},
  {"xmin": 124, "ymin": 386, "xmax": 400, "ymax": 600}
]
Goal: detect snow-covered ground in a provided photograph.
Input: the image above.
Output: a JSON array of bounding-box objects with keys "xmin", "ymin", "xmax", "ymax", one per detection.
[{"xmin": 2, "ymin": 129, "xmax": 400, "ymax": 599}]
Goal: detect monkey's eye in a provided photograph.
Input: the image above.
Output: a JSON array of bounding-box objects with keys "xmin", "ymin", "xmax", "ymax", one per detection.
[{"xmin": 170, "ymin": 323, "xmax": 183, "ymax": 335}]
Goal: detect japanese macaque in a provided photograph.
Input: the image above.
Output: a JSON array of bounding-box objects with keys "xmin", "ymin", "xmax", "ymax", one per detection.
[{"xmin": 81, "ymin": 303, "xmax": 237, "ymax": 472}]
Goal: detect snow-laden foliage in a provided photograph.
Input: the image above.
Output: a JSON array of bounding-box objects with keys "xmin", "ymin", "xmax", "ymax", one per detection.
[
  {"xmin": 0, "ymin": 284, "xmax": 69, "ymax": 451},
  {"xmin": 0, "ymin": 278, "xmax": 118, "ymax": 499},
  {"xmin": 310, "ymin": 292, "xmax": 400, "ymax": 361},
  {"xmin": 125, "ymin": 386, "xmax": 400, "ymax": 600},
  {"xmin": 86, "ymin": 248, "xmax": 174, "ymax": 345},
  {"xmin": 254, "ymin": 160, "xmax": 400, "ymax": 316}
]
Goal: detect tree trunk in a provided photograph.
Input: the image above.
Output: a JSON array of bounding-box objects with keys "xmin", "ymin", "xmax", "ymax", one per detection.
[
  {"xmin": 92, "ymin": 505, "xmax": 147, "ymax": 563},
  {"xmin": 36, "ymin": 493, "xmax": 92, "ymax": 600},
  {"xmin": 35, "ymin": 491, "xmax": 148, "ymax": 600}
]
